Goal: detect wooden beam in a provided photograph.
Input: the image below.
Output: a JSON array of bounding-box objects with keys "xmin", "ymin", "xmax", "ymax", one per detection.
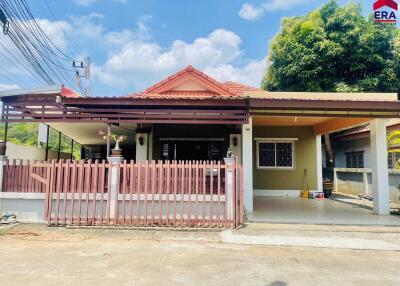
[{"xmin": 314, "ymin": 118, "xmax": 370, "ymax": 135}]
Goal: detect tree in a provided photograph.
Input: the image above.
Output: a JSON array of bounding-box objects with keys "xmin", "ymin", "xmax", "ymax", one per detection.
[{"xmin": 262, "ymin": 0, "xmax": 400, "ymax": 92}]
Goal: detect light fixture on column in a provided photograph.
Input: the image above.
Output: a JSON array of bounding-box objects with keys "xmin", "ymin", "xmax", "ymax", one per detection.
[
  {"xmin": 232, "ymin": 136, "xmax": 238, "ymax": 146},
  {"xmin": 138, "ymin": 136, "xmax": 144, "ymax": 146}
]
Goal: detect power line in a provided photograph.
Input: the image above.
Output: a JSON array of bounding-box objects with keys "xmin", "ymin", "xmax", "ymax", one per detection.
[{"xmin": 0, "ymin": 0, "xmax": 82, "ymax": 91}]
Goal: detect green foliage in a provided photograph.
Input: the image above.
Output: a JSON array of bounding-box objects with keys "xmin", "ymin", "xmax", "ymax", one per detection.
[
  {"xmin": 0, "ymin": 122, "xmax": 81, "ymax": 159},
  {"xmin": 262, "ymin": 0, "xmax": 400, "ymax": 92}
]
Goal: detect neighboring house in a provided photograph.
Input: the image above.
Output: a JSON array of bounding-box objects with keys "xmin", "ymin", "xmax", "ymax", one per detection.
[
  {"xmin": 1, "ymin": 65, "xmax": 400, "ymax": 218},
  {"xmin": 326, "ymin": 119, "xmax": 400, "ymax": 169}
]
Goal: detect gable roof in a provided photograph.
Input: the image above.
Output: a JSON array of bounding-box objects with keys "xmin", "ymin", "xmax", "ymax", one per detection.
[
  {"xmin": 143, "ymin": 65, "xmax": 235, "ymax": 95},
  {"xmin": 125, "ymin": 65, "xmax": 262, "ymax": 99}
]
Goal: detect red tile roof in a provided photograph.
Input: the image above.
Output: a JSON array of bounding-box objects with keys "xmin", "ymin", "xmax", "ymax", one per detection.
[
  {"xmin": 61, "ymin": 86, "xmax": 81, "ymax": 98},
  {"xmin": 142, "ymin": 65, "xmax": 235, "ymax": 96},
  {"xmin": 222, "ymin": 81, "xmax": 262, "ymax": 95},
  {"xmin": 124, "ymin": 65, "xmax": 262, "ymax": 100}
]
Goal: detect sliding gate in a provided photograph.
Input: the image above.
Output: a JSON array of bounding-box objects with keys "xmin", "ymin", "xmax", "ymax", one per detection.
[{"xmin": 3, "ymin": 159, "xmax": 243, "ymax": 228}]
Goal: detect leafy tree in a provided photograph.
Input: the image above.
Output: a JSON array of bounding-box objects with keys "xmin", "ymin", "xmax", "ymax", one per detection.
[{"xmin": 262, "ymin": 0, "xmax": 400, "ymax": 92}]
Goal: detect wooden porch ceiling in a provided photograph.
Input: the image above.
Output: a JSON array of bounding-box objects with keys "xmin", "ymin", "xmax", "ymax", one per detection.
[{"xmin": 253, "ymin": 116, "xmax": 370, "ymax": 135}]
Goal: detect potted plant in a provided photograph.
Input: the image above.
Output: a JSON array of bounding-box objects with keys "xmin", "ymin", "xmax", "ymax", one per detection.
[{"xmin": 110, "ymin": 135, "xmax": 126, "ymax": 157}]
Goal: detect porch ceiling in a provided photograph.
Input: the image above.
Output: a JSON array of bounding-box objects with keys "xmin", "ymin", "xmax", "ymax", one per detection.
[
  {"xmin": 48, "ymin": 123, "xmax": 137, "ymax": 145},
  {"xmin": 252, "ymin": 115, "xmax": 371, "ymax": 135},
  {"xmin": 253, "ymin": 116, "xmax": 331, "ymax": 126}
]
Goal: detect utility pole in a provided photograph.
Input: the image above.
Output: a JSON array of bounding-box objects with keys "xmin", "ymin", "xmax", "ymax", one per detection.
[
  {"xmin": 73, "ymin": 56, "xmax": 91, "ymax": 97},
  {"xmin": 0, "ymin": 7, "xmax": 9, "ymax": 35}
]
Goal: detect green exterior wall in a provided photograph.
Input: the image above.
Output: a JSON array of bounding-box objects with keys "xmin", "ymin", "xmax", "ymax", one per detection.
[{"xmin": 253, "ymin": 126, "xmax": 317, "ymax": 190}]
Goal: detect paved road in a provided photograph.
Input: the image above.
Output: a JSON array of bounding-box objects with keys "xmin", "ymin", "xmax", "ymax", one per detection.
[{"xmin": 0, "ymin": 224, "xmax": 399, "ymax": 286}]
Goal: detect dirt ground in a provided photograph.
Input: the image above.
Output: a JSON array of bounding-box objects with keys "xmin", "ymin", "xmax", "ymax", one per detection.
[{"xmin": 1, "ymin": 224, "xmax": 400, "ymax": 286}]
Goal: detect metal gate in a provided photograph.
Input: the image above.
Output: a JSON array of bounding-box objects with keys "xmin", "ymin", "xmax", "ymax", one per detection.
[{"xmin": 10, "ymin": 159, "xmax": 244, "ymax": 228}]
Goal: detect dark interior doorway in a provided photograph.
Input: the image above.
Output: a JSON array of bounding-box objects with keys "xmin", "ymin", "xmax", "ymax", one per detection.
[{"xmin": 161, "ymin": 140, "xmax": 224, "ymax": 161}]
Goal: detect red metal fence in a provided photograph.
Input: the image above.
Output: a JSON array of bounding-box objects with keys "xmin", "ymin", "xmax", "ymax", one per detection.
[{"xmin": 2, "ymin": 159, "xmax": 243, "ymax": 228}]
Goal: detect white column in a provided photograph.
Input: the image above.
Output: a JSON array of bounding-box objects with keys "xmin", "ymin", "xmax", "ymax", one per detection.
[
  {"xmin": 370, "ymin": 119, "xmax": 390, "ymax": 215},
  {"xmin": 229, "ymin": 134, "xmax": 242, "ymax": 164},
  {"xmin": 0, "ymin": 156, "xmax": 4, "ymax": 213},
  {"xmin": 333, "ymin": 168, "xmax": 338, "ymax": 192},
  {"xmin": 316, "ymin": 135, "xmax": 323, "ymax": 193},
  {"xmin": 148, "ymin": 131, "xmax": 153, "ymax": 161},
  {"xmin": 135, "ymin": 133, "xmax": 148, "ymax": 162},
  {"xmin": 363, "ymin": 171, "xmax": 369, "ymax": 195},
  {"xmin": 107, "ymin": 156, "xmax": 124, "ymax": 219},
  {"xmin": 242, "ymin": 117, "xmax": 253, "ymax": 212}
]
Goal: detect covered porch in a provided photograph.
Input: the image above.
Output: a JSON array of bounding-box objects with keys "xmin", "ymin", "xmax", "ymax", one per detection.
[{"xmin": 241, "ymin": 93, "xmax": 400, "ymax": 219}]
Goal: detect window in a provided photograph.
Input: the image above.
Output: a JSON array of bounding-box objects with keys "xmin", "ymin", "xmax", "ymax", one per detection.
[
  {"xmin": 388, "ymin": 152, "xmax": 400, "ymax": 169},
  {"xmin": 345, "ymin": 151, "xmax": 364, "ymax": 168},
  {"xmin": 256, "ymin": 140, "xmax": 295, "ymax": 169}
]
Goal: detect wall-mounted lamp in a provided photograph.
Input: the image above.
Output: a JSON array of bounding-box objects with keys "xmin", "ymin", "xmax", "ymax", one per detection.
[
  {"xmin": 232, "ymin": 136, "xmax": 238, "ymax": 147},
  {"xmin": 55, "ymin": 95, "xmax": 62, "ymax": 103},
  {"xmin": 138, "ymin": 136, "xmax": 144, "ymax": 146}
]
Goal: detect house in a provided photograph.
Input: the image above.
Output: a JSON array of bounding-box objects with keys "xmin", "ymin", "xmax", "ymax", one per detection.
[
  {"xmin": 1, "ymin": 65, "xmax": 400, "ymax": 226},
  {"xmin": 324, "ymin": 120, "xmax": 400, "ymax": 206},
  {"xmin": 327, "ymin": 119, "xmax": 400, "ymax": 169}
]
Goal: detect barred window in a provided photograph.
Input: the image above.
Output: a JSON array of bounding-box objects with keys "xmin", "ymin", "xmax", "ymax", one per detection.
[
  {"xmin": 388, "ymin": 152, "xmax": 400, "ymax": 169},
  {"xmin": 257, "ymin": 140, "xmax": 295, "ymax": 169}
]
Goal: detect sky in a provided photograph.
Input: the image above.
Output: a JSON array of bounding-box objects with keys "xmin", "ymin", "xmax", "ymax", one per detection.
[{"xmin": 0, "ymin": 0, "xmax": 387, "ymax": 96}]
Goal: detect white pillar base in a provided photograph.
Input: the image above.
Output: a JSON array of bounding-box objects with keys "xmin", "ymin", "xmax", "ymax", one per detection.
[
  {"xmin": 370, "ymin": 119, "xmax": 390, "ymax": 215},
  {"xmin": 224, "ymin": 157, "xmax": 236, "ymax": 221},
  {"xmin": 107, "ymin": 156, "xmax": 124, "ymax": 219}
]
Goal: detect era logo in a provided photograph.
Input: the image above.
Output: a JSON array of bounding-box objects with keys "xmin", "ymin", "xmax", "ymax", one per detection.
[{"xmin": 374, "ymin": 0, "xmax": 398, "ymax": 24}]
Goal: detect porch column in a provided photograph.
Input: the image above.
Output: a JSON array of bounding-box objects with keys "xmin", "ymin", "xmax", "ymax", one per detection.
[
  {"xmin": 136, "ymin": 133, "xmax": 148, "ymax": 162},
  {"xmin": 148, "ymin": 130, "xmax": 153, "ymax": 161},
  {"xmin": 316, "ymin": 135, "xmax": 323, "ymax": 193},
  {"xmin": 242, "ymin": 117, "xmax": 253, "ymax": 212},
  {"xmin": 370, "ymin": 119, "xmax": 390, "ymax": 215},
  {"xmin": 229, "ymin": 134, "xmax": 242, "ymax": 164}
]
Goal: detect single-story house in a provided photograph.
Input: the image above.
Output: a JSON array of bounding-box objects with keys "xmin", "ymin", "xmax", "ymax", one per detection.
[{"xmin": 1, "ymin": 65, "xmax": 400, "ymax": 225}]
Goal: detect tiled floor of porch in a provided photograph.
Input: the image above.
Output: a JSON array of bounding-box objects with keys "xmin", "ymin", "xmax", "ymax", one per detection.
[{"xmin": 247, "ymin": 196, "xmax": 400, "ymax": 226}]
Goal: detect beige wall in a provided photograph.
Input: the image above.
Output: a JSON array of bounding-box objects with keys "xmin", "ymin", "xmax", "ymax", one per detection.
[
  {"xmin": 5, "ymin": 142, "xmax": 70, "ymax": 161},
  {"xmin": 253, "ymin": 126, "xmax": 318, "ymax": 191}
]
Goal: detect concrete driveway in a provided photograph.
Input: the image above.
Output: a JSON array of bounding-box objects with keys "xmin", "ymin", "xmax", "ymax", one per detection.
[
  {"xmin": 0, "ymin": 224, "xmax": 400, "ymax": 286},
  {"xmin": 248, "ymin": 197, "xmax": 400, "ymax": 226}
]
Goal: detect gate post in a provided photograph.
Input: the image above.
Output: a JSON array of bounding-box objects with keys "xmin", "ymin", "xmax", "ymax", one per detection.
[
  {"xmin": 224, "ymin": 156, "xmax": 236, "ymax": 225},
  {"xmin": 108, "ymin": 156, "xmax": 124, "ymax": 220},
  {"xmin": 0, "ymin": 155, "xmax": 6, "ymax": 193}
]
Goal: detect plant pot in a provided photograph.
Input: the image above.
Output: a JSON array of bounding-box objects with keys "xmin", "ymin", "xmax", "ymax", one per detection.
[
  {"xmin": 0, "ymin": 142, "xmax": 6, "ymax": 156},
  {"xmin": 111, "ymin": 148, "xmax": 122, "ymax": 156}
]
